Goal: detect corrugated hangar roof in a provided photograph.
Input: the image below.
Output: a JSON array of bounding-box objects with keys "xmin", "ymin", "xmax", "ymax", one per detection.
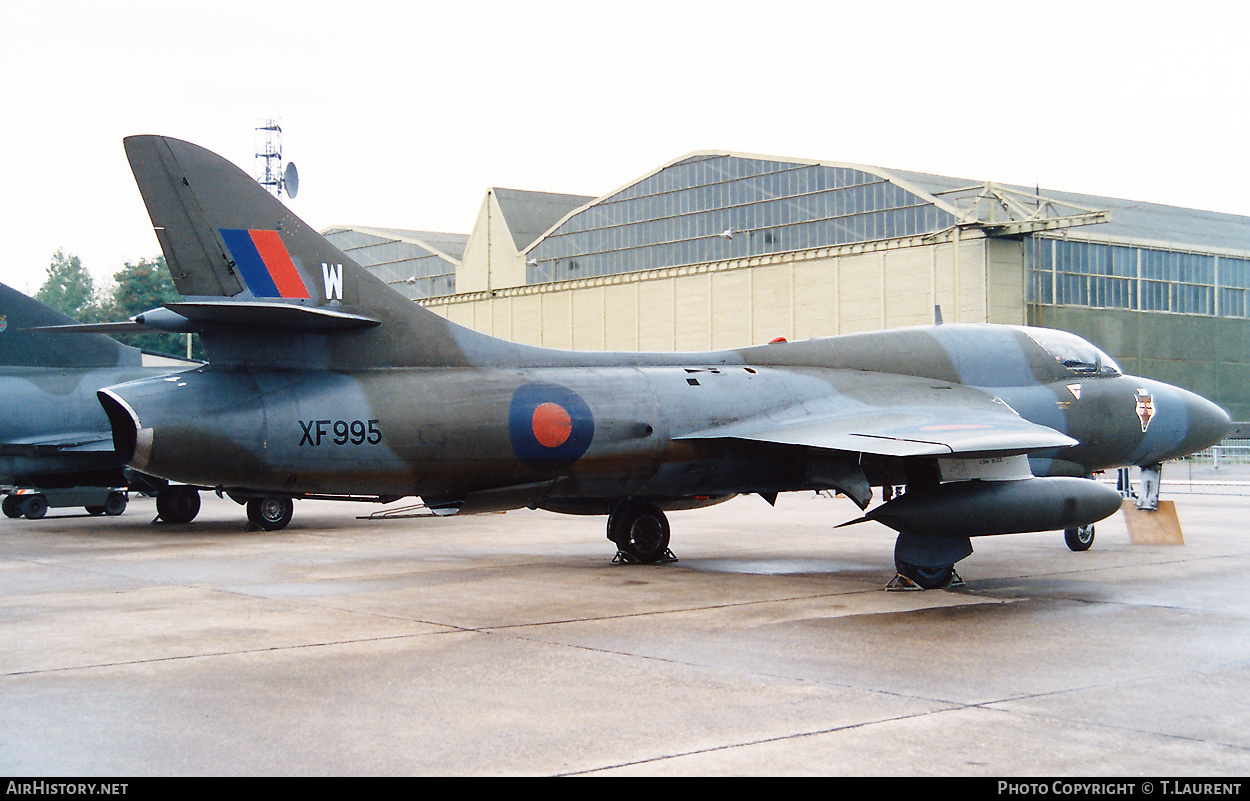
[
  {"xmin": 333, "ymin": 153, "xmax": 1250, "ymax": 281},
  {"xmin": 889, "ymin": 168, "xmax": 1250, "ymax": 254},
  {"xmin": 321, "ymin": 225, "xmax": 469, "ymax": 261},
  {"xmin": 492, "ymin": 188, "xmax": 595, "ymax": 251},
  {"xmin": 517, "ymin": 149, "xmax": 1250, "ymax": 259}
]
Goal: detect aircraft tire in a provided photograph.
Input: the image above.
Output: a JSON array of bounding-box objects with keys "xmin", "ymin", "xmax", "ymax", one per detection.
[
  {"xmin": 247, "ymin": 497, "xmax": 293, "ymax": 531},
  {"xmin": 608, "ymin": 500, "xmax": 670, "ymax": 563},
  {"xmin": 22, "ymin": 495, "xmax": 48, "ymax": 520},
  {"xmin": 156, "ymin": 487, "xmax": 201, "ymax": 524},
  {"xmin": 3, "ymin": 496, "xmax": 24, "ymax": 518},
  {"xmin": 104, "ymin": 492, "xmax": 127, "ymax": 516},
  {"xmin": 1064, "ymin": 525, "xmax": 1095, "ymax": 552},
  {"xmin": 894, "ymin": 559, "xmax": 954, "ymax": 590}
]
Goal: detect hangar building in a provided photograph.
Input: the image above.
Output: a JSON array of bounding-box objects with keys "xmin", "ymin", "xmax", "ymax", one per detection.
[{"xmin": 323, "ymin": 151, "xmax": 1250, "ymax": 420}]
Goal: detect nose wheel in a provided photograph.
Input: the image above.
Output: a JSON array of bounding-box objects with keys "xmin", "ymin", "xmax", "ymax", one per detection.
[{"xmin": 1064, "ymin": 524, "xmax": 1096, "ymax": 551}]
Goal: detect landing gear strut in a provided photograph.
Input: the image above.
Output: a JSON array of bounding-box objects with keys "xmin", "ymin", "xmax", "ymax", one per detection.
[{"xmin": 607, "ymin": 499, "xmax": 675, "ymax": 564}]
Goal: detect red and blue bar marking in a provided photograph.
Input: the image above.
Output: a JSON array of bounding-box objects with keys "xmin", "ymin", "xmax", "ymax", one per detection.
[{"xmin": 219, "ymin": 229, "xmax": 311, "ymax": 299}]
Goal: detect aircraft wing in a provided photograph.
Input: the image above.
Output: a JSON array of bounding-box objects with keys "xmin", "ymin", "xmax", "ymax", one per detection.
[
  {"xmin": 0, "ymin": 432, "xmax": 116, "ymax": 454},
  {"xmin": 676, "ymin": 376, "xmax": 1074, "ymax": 458}
]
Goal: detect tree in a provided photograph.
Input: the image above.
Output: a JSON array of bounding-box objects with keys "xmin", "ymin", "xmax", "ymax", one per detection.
[{"xmin": 35, "ymin": 250, "xmax": 96, "ymax": 319}]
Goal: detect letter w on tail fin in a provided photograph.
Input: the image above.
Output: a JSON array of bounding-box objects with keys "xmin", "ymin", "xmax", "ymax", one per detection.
[
  {"xmin": 123, "ymin": 135, "xmax": 522, "ymax": 369},
  {"xmin": 322, "ymin": 263, "xmax": 343, "ymax": 301}
]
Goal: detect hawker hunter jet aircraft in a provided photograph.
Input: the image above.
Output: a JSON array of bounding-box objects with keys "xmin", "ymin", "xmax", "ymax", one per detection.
[
  {"xmin": 0, "ymin": 283, "xmax": 201, "ymax": 520},
  {"xmin": 87, "ymin": 136, "xmax": 1230, "ymax": 587}
]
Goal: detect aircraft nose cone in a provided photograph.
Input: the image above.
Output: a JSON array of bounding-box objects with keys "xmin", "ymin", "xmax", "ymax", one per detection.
[
  {"xmin": 1182, "ymin": 391, "xmax": 1232, "ymax": 455},
  {"xmin": 1128, "ymin": 377, "xmax": 1232, "ymax": 466}
]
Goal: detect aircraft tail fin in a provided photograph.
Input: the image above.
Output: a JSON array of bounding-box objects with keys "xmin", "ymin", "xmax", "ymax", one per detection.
[
  {"xmin": 123, "ymin": 135, "xmax": 498, "ymax": 368},
  {"xmin": 0, "ymin": 283, "xmax": 142, "ymax": 368}
]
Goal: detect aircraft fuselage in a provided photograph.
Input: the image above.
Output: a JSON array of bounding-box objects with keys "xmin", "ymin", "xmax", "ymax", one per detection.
[
  {"xmin": 99, "ymin": 324, "xmax": 1229, "ymax": 508},
  {"xmin": 0, "ymin": 366, "xmax": 164, "ymax": 488}
]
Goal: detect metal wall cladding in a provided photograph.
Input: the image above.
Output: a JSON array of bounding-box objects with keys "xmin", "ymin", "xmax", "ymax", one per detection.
[{"xmin": 427, "ymin": 237, "xmax": 1009, "ymax": 354}]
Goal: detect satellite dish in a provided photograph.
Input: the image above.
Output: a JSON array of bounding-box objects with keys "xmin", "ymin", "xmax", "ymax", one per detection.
[{"xmin": 283, "ymin": 161, "xmax": 299, "ymax": 198}]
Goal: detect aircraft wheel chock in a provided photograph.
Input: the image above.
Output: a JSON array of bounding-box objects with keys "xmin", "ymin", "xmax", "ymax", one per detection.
[
  {"xmin": 156, "ymin": 487, "xmax": 201, "ymax": 524},
  {"xmin": 247, "ymin": 497, "xmax": 294, "ymax": 531},
  {"xmin": 1064, "ymin": 525, "xmax": 1095, "ymax": 551},
  {"xmin": 608, "ymin": 500, "xmax": 671, "ymax": 563},
  {"xmin": 894, "ymin": 560, "xmax": 954, "ymax": 590}
]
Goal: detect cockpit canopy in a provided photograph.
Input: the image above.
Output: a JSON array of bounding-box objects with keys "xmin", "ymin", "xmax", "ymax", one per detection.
[{"xmin": 1021, "ymin": 327, "xmax": 1122, "ymax": 377}]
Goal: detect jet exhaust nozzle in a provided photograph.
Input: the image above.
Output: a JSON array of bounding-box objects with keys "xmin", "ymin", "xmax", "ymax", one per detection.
[
  {"xmin": 865, "ymin": 477, "xmax": 1124, "ymax": 537},
  {"xmin": 98, "ymin": 389, "xmax": 140, "ymax": 465}
]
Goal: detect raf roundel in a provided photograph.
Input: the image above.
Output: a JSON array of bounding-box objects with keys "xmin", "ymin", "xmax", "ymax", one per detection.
[
  {"xmin": 531, "ymin": 402, "xmax": 573, "ymax": 448},
  {"xmin": 509, "ymin": 384, "xmax": 594, "ymax": 469}
]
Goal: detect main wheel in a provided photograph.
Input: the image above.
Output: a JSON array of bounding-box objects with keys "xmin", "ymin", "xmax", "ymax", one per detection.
[
  {"xmin": 4, "ymin": 496, "xmax": 25, "ymax": 518},
  {"xmin": 103, "ymin": 491, "xmax": 127, "ymax": 516},
  {"xmin": 22, "ymin": 494, "xmax": 48, "ymax": 520},
  {"xmin": 894, "ymin": 559, "xmax": 954, "ymax": 590},
  {"xmin": 1064, "ymin": 524, "xmax": 1095, "ymax": 551},
  {"xmin": 607, "ymin": 500, "xmax": 671, "ymax": 563},
  {"xmin": 247, "ymin": 497, "xmax": 293, "ymax": 531},
  {"xmin": 156, "ymin": 486, "xmax": 201, "ymax": 524}
]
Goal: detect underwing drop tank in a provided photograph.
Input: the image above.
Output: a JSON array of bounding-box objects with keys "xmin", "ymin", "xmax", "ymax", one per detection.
[{"xmin": 863, "ymin": 477, "xmax": 1124, "ymax": 537}]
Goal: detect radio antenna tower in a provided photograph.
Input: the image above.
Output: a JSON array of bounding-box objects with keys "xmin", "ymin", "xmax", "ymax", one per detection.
[{"xmin": 255, "ymin": 119, "xmax": 299, "ymax": 198}]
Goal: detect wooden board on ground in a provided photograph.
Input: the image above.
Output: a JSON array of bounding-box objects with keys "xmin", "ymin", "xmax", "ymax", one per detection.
[{"xmin": 1122, "ymin": 499, "xmax": 1184, "ymax": 545}]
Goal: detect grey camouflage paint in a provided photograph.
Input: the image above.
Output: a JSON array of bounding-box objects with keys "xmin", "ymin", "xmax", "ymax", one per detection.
[{"xmin": 94, "ymin": 136, "xmax": 1232, "ymax": 577}]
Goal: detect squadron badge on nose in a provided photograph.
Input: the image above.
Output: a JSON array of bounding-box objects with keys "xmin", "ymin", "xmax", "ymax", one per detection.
[{"xmin": 1135, "ymin": 388, "xmax": 1155, "ymax": 433}]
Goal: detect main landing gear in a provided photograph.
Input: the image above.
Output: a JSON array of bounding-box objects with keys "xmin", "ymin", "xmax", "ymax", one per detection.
[
  {"xmin": 246, "ymin": 497, "xmax": 294, "ymax": 531},
  {"xmin": 151, "ymin": 486, "xmax": 294, "ymax": 531},
  {"xmin": 155, "ymin": 486, "xmax": 202, "ymax": 524},
  {"xmin": 887, "ymin": 531, "xmax": 972, "ymax": 591},
  {"xmin": 607, "ymin": 499, "xmax": 677, "ymax": 564}
]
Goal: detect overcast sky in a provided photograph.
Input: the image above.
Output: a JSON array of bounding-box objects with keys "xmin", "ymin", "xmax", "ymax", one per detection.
[{"xmin": 3, "ymin": 1, "xmax": 1248, "ymax": 296}]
